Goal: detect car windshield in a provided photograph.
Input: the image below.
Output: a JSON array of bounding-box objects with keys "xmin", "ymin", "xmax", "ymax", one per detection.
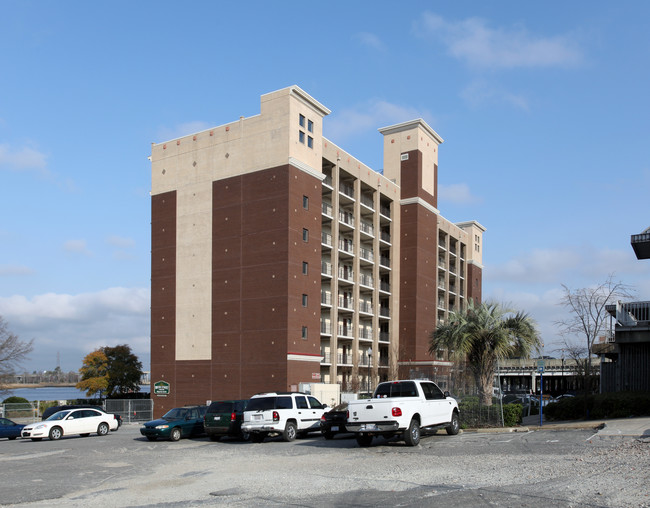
[
  {"xmin": 163, "ymin": 408, "xmax": 189, "ymax": 420},
  {"xmin": 374, "ymin": 381, "xmax": 418, "ymax": 398},
  {"xmin": 332, "ymin": 403, "xmax": 348, "ymax": 412},
  {"xmin": 47, "ymin": 410, "xmax": 72, "ymax": 421}
]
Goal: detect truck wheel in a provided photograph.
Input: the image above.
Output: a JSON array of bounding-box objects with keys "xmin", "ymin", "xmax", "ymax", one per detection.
[
  {"xmin": 283, "ymin": 422, "xmax": 297, "ymax": 442},
  {"xmin": 446, "ymin": 411, "xmax": 460, "ymax": 435},
  {"xmin": 356, "ymin": 434, "xmax": 373, "ymax": 447},
  {"xmin": 403, "ymin": 419, "xmax": 420, "ymax": 446}
]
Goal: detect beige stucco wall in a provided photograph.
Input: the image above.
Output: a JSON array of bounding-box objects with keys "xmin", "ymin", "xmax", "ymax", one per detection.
[{"xmin": 379, "ymin": 119, "xmax": 443, "ymax": 196}]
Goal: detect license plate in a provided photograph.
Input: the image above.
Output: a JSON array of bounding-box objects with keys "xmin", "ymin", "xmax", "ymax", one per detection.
[
  {"xmin": 331, "ymin": 426, "xmax": 339, "ymax": 431},
  {"xmin": 361, "ymin": 424, "xmax": 378, "ymax": 431},
  {"xmin": 253, "ymin": 414, "xmax": 262, "ymax": 420}
]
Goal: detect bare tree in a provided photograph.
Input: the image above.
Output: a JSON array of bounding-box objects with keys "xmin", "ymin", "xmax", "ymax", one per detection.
[
  {"xmin": 0, "ymin": 316, "xmax": 34, "ymax": 394},
  {"xmin": 555, "ymin": 275, "xmax": 634, "ymax": 391}
]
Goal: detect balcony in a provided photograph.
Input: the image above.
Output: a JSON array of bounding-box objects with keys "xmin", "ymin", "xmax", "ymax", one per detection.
[
  {"xmin": 359, "ymin": 272, "xmax": 374, "ymax": 289},
  {"xmin": 322, "ymin": 202, "xmax": 333, "ymax": 218},
  {"xmin": 338, "ymin": 210, "xmax": 354, "ymax": 230},
  {"xmin": 321, "ymin": 291, "xmax": 332, "ymax": 306},
  {"xmin": 339, "ymin": 182, "xmax": 355, "ymax": 203},
  {"xmin": 338, "ymin": 238, "xmax": 354, "ymax": 257},
  {"xmin": 359, "ymin": 220, "xmax": 374, "ymax": 237},
  {"xmin": 379, "ymin": 281, "xmax": 391, "ymax": 294},
  {"xmin": 338, "ymin": 296, "xmax": 354, "ymax": 312},
  {"xmin": 320, "ymin": 321, "xmax": 332, "ymax": 335},
  {"xmin": 321, "ymin": 261, "xmax": 332, "ymax": 278},
  {"xmin": 322, "ymin": 175, "xmax": 333, "ymax": 189},
  {"xmin": 359, "ymin": 300, "xmax": 373, "ymax": 315},
  {"xmin": 631, "ymin": 228, "xmax": 650, "ymax": 259},
  {"xmin": 360, "ymin": 194, "xmax": 374, "ymax": 211},
  {"xmin": 321, "ymin": 232, "xmax": 332, "ymax": 248},
  {"xmin": 360, "ymin": 247, "xmax": 374, "ymax": 264}
]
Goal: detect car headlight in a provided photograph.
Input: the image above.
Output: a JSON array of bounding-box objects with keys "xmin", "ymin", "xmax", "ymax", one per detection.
[
  {"xmin": 33, "ymin": 424, "xmax": 47, "ymax": 430},
  {"xmin": 156, "ymin": 424, "xmax": 169, "ymax": 429}
]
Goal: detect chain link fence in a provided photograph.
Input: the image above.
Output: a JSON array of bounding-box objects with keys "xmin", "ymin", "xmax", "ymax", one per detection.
[
  {"xmin": 105, "ymin": 399, "xmax": 153, "ymax": 423},
  {"xmin": 1, "ymin": 399, "xmax": 153, "ymax": 424}
]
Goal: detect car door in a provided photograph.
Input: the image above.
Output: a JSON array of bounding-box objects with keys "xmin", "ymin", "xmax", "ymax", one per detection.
[
  {"xmin": 307, "ymin": 396, "xmax": 326, "ymax": 430},
  {"xmin": 64, "ymin": 410, "xmax": 87, "ymax": 434},
  {"xmin": 421, "ymin": 382, "xmax": 449, "ymax": 425},
  {"xmin": 83, "ymin": 410, "xmax": 105, "ymax": 433},
  {"xmin": 294, "ymin": 396, "xmax": 310, "ymax": 429}
]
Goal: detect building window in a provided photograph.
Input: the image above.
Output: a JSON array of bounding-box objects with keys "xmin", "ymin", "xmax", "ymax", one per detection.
[
  {"xmin": 302, "ymin": 326, "xmax": 308, "ymax": 339},
  {"xmin": 307, "ymin": 136, "xmax": 313, "ymax": 148},
  {"xmin": 302, "ymin": 262, "xmax": 308, "ymax": 275},
  {"xmin": 302, "ymin": 294, "xmax": 308, "ymax": 307},
  {"xmin": 303, "ymin": 195, "xmax": 309, "ymax": 210},
  {"xmin": 307, "ymin": 119, "xmax": 313, "ymax": 133},
  {"xmin": 299, "ymin": 131, "xmax": 305, "ymax": 144},
  {"xmin": 299, "ymin": 114, "xmax": 305, "ymax": 128},
  {"xmin": 303, "ymin": 228, "xmax": 309, "ymax": 242}
]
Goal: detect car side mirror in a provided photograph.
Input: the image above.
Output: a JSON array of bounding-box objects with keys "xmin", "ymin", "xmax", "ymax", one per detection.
[{"xmin": 444, "ymin": 391, "xmax": 450, "ymax": 398}]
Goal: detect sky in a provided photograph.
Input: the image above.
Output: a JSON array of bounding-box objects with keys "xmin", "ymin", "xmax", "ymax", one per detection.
[{"xmin": 1, "ymin": 1, "xmax": 649, "ymax": 374}]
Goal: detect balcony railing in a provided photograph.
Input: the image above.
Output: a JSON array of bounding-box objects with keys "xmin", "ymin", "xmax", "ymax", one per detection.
[
  {"xmin": 321, "ymin": 261, "xmax": 332, "ymax": 276},
  {"xmin": 360, "ymin": 220, "xmax": 374, "ymax": 236},
  {"xmin": 322, "ymin": 202, "xmax": 333, "ymax": 217},
  {"xmin": 359, "ymin": 272, "xmax": 374, "ymax": 288},
  {"xmin": 380, "ymin": 256, "xmax": 391, "ymax": 268},
  {"xmin": 320, "ymin": 322, "xmax": 332, "ymax": 334},
  {"xmin": 339, "ymin": 238, "xmax": 354, "ymax": 254},
  {"xmin": 321, "ymin": 291, "xmax": 332, "ymax": 306},
  {"xmin": 321, "ymin": 232, "xmax": 332, "ymax": 247},
  {"xmin": 338, "ymin": 296, "xmax": 354, "ymax": 310},
  {"xmin": 360, "ymin": 247, "xmax": 374, "ymax": 263},
  {"xmin": 339, "ymin": 210, "xmax": 354, "ymax": 227},
  {"xmin": 322, "ymin": 175, "xmax": 333, "ymax": 188},
  {"xmin": 380, "ymin": 281, "xmax": 391, "ymax": 293},
  {"xmin": 361, "ymin": 194, "xmax": 374, "ymax": 210},
  {"xmin": 339, "ymin": 182, "xmax": 354, "ymax": 199},
  {"xmin": 359, "ymin": 300, "xmax": 373, "ymax": 314},
  {"xmin": 379, "ymin": 204, "xmax": 391, "ymax": 218}
]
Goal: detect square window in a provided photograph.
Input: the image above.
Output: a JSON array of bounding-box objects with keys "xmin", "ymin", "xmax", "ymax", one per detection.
[
  {"xmin": 308, "ymin": 119, "xmax": 313, "ymax": 133},
  {"xmin": 303, "ymin": 195, "xmax": 309, "ymax": 210},
  {"xmin": 299, "ymin": 131, "xmax": 305, "ymax": 144},
  {"xmin": 302, "ymin": 228, "xmax": 309, "ymax": 242},
  {"xmin": 302, "ymin": 294, "xmax": 308, "ymax": 307},
  {"xmin": 299, "ymin": 114, "xmax": 305, "ymax": 127},
  {"xmin": 302, "ymin": 262, "xmax": 308, "ymax": 275},
  {"xmin": 302, "ymin": 326, "xmax": 308, "ymax": 339},
  {"xmin": 307, "ymin": 136, "xmax": 313, "ymax": 148}
]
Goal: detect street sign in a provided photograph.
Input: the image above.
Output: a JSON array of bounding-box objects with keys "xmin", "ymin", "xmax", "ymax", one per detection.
[
  {"xmin": 537, "ymin": 360, "xmax": 545, "ymax": 373},
  {"xmin": 154, "ymin": 380, "xmax": 170, "ymax": 396}
]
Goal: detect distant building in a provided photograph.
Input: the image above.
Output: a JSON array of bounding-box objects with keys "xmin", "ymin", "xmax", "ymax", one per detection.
[
  {"xmin": 631, "ymin": 226, "xmax": 650, "ymax": 259},
  {"xmin": 149, "ymin": 86, "xmax": 484, "ymax": 415}
]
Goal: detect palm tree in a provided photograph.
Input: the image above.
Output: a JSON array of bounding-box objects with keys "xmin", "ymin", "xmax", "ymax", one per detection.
[{"xmin": 430, "ymin": 301, "xmax": 542, "ymax": 405}]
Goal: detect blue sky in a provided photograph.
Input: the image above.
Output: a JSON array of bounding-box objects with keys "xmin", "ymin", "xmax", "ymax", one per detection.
[{"xmin": 1, "ymin": 1, "xmax": 648, "ymax": 373}]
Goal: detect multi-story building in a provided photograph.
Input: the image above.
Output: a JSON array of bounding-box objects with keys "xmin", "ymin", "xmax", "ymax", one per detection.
[{"xmin": 149, "ymin": 86, "xmax": 484, "ymax": 415}]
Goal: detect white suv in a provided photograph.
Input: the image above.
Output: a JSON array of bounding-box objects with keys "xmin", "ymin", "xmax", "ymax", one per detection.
[{"xmin": 241, "ymin": 392, "xmax": 328, "ymax": 442}]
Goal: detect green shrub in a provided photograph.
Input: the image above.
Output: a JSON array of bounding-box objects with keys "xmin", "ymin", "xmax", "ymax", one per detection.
[
  {"xmin": 2, "ymin": 396, "xmax": 29, "ymax": 404},
  {"xmin": 502, "ymin": 403, "xmax": 523, "ymax": 426}
]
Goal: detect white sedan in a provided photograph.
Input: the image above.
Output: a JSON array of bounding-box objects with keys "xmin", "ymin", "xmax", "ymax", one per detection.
[{"xmin": 21, "ymin": 408, "xmax": 119, "ymax": 441}]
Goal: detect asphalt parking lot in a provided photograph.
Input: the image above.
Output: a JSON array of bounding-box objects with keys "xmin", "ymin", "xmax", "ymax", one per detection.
[{"xmin": 0, "ymin": 421, "xmax": 648, "ymax": 507}]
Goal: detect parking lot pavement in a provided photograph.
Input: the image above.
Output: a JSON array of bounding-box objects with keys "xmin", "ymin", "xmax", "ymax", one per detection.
[{"xmin": 0, "ymin": 421, "xmax": 648, "ymax": 507}]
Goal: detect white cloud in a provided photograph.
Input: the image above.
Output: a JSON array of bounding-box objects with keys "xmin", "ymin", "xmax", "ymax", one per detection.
[
  {"xmin": 355, "ymin": 32, "xmax": 385, "ymax": 51},
  {"xmin": 326, "ymin": 100, "xmax": 434, "ymax": 143},
  {"xmin": 107, "ymin": 235, "xmax": 135, "ymax": 249},
  {"xmin": 0, "ymin": 264, "xmax": 35, "ymax": 276},
  {"xmin": 0, "ymin": 143, "xmax": 49, "ymax": 174},
  {"xmin": 64, "ymin": 239, "xmax": 92, "ymax": 256},
  {"xmin": 460, "ymin": 80, "xmax": 530, "ymax": 110},
  {"xmin": 438, "ymin": 183, "xmax": 481, "ymax": 205},
  {"xmin": 416, "ymin": 12, "xmax": 584, "ymax": 70},
  {"xmin": 0, "ymin": 287, "xmax": 150, "ymax": 371}
]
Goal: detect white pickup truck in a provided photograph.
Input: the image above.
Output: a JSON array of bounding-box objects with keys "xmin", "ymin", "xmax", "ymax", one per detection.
[{"xmin": 346, "ymin": 379, "xmax": 460, "ymax": 447}]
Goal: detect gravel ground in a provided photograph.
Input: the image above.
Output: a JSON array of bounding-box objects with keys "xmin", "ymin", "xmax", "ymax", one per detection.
[{"xmin": 3, "ymin": 426, "xmax": 649, "ymax": 507}]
